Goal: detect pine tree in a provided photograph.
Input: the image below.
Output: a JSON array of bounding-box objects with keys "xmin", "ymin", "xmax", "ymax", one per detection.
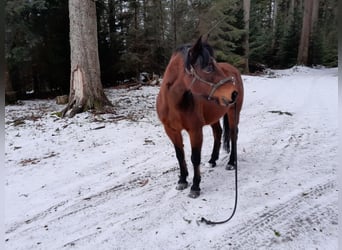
[
  {"xmin": 5, "ymin": 0, "xmax": 69, "ymax": 98},
  {"xmin": 309, "ymin": 0, "xmax": 338, "ymax": 67},
  {"xmin": 249, "ymin": 0, "xmax": 273, "ymax": 67},
  {"xmin": 197, "ymin": 0, "xmax": 245, "ymax": 70},
  {"xmin": 277, "ymin": 7, "xmax": 301, "ymax": 68}
]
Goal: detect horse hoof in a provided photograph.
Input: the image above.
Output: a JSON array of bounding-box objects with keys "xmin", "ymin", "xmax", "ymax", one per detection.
[
  {"xmin": 226, "ymin": 164, "xmax": 236, "ymax": 170},
  {"xmin": 208, "ymin": 160, "xmax": 216, "ymax": 167},
  {"xmin": 188, "ymin": 190, "xmax": 200, "ymax": 198},
  {"xmin": 209, "ymin": 162, "xmax": 216, "ymax": 168},
  {"xmin": 176, "ymin": 182, "xmax": 188, "ymax": 190}
]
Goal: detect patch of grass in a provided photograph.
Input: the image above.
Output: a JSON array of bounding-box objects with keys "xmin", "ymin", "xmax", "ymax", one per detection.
[
  {"xmin": 51, "ymin": 111, "xmax": 63, "ymax": 118},
  {"xmin": 273, "ymin": 229, "xmax": 281, "ymax": 237}
]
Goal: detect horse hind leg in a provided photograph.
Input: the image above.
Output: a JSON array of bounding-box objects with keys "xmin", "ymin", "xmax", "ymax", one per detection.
[
  {"xmin": 226, "ymin": 130, "xmax": 237, "ymax": 170},
  {"xmin": 225, "ymin": 112, "xmax": 238, "ymax": 170},
  {"xmin": 208, "ymin": 121, "xmax": 222, "ymax": 167},
  {"xmin": 223, "ymin": 114, "xmax": 231, "ymax": 153}
]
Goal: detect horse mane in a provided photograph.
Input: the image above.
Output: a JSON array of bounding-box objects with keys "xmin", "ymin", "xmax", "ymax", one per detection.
[{"xmin": 177, "ymin": 89, "xmax": 194, "ymax": 112}]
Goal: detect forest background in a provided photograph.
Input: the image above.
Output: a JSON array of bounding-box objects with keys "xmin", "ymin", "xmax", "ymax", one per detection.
[{"xmin": 5, "ymin": 0, "xmax": 338, "ymax": 100}]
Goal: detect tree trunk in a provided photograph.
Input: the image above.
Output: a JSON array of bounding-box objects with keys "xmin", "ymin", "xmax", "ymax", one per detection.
[
  {"xmin": 243, "ymin": 0, "xmax": 250, "ymax": 74},
  {"xmin": 271, "ymin": 0, "xmax": 278, "ymax": 53},
  {"xmin": 5, "ymin": 63, "xmax": 17, "ymax": 104},
  {"xmin": 297, "ymin": 0, "xmax": 319, "ymax": 65},
  {"xmin": 171, "ymin": 0, "xmax": 177, "ymax": 49},
  {"xmin": 63, "ymin": 0, "xmax": 111, "ymax": 118},
  {"xmin": 108, "ymin": 0, "xmax": 116, "ymax": 41},
  {"xmin": 288, "ymin": 0, "xmax": 295, "ymax": 24},
  {"xmin": 272, "ymin": 0, "xmax": 278, "ymax": 33},
  {"xmin": 158, "ymin": 0, "xmax": 165, "ymax": 42},
  {"xmin": 311, "ymin": 0, "xmax": 319, "ymax": 32}
]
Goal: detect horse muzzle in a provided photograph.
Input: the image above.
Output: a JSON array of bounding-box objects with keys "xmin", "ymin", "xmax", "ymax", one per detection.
[{"xmin": 221, "ymin": 90, "xmax": 238, "ymax": 106}]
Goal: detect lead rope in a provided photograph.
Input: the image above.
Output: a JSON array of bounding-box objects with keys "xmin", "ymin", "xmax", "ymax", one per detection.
[{"xmin": 200, "ymin": 102, "xmax": 238, "ymax": 225}]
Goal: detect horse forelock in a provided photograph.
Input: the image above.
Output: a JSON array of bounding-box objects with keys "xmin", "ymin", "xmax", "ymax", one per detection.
[{"xmin": 175, "ymin": 42, "xmax": 214, "ymax": 71}]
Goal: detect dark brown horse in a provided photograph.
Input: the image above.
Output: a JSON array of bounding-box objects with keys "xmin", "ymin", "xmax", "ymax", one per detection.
[{"xmin": 156, "ymin": 37, "xmax": 244, "ymax": 198}]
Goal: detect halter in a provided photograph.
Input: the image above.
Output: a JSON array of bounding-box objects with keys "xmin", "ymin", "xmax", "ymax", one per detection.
[{"xmin": 186, "ymin": 65, "xmax": 236, "ymax": 101}]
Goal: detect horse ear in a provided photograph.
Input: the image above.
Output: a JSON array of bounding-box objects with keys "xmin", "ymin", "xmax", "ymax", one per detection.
[
  {"xmin": 189, "ymin": 36, "xmax": 203, "ymax": 65},
  {"xmin": 193, "ymin": 36, "xmax": 203, "ymax": 51}
]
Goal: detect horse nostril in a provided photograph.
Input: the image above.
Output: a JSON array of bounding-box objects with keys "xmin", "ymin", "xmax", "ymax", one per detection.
[
  {"xmin": 221, "ymin": 91, "xmax": 238, "ymax": 106},
  {"xmin": 231, "ymin": 91, "xmax": 238, "ymax": 102}
]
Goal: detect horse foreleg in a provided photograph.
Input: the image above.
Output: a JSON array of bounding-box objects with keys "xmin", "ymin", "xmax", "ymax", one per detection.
[
  {"xmin": 188, "ymin": 129, "xmax": 203, "ymax": 198},
  {"xmin": 208, "ymin": 121, "xmax": 222, "ymax": 167},
  {"xmin": 174, "ymin": 145, "xmax": 188, "ymax": 190},
  {"xmin": 164, "ymin": 127, "xmax": 189, "ymax": 190}
]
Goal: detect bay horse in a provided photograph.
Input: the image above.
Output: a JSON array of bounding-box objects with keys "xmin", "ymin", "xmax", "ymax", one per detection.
[{"xmin": 156, "ymin": 36, "xmax": 244, "ymax": 198}]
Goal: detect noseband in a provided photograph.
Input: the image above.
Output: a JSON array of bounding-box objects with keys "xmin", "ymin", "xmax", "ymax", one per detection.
[{"xmin": 186, "ymin": 65, "xmax": 236, "ymax": 101}]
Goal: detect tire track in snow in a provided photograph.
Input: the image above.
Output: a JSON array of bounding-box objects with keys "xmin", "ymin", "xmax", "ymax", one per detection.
[
  {"xmin": 5, "ymin": 200, "xmax": 69, "ymax": 234},
  {"xmin": 5, "ymin": 176, "xmax": 149, "ymax": 236},
  {"xmin": 5, "ymin": 157, "xmax": 177, "ymax": 244},
  {"xmin": 215, "ymin": 180, "xmax": 337, "ymax": 249}
]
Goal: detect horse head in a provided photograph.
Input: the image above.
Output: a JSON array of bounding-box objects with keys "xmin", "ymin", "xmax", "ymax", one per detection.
[{"xmin": 186, "ymin": 36, "xmax": 238, "ymax": 107}]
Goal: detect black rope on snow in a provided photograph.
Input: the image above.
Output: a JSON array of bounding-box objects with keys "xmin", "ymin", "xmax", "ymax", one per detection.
[{"xmin": 200, "ymin": 102, "xmax": 238, "ymax": 225}]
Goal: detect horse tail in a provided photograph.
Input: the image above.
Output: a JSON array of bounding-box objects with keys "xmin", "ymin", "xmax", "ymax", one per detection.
[{"xmin": 223, "ymin": 114, "xmax": 230, "ymax": 153}]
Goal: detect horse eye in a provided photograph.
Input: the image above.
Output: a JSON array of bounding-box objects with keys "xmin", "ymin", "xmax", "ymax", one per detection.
[{"xmin": 205, "ymin": 63, "xmax": 214, "ymax": 73}]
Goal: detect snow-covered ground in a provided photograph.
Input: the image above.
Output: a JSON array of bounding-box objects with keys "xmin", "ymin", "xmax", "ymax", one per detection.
[{"xmin": 5, "ymin": 66, "xmax": 338, "ymax": 249}]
